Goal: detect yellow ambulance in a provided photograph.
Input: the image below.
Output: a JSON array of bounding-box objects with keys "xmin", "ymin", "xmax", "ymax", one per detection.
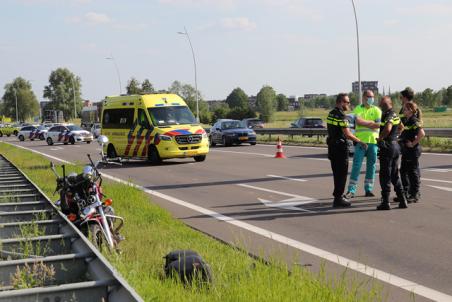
[{"xmin": 101, "ymin": 94, "xmax": 209, "ymax": 164}]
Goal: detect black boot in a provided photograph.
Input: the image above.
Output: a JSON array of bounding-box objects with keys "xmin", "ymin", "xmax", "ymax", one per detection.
[
  {"xmin": 396, "ymin": 191, "xmax": 408, "ymax": 209},
  {"xmin": 333, "ymin": 197, "xmax": 351, "ymax": 208},
  {"xmin": 377, "ymin": 194, "xmax": 391, "ymax": 210}
]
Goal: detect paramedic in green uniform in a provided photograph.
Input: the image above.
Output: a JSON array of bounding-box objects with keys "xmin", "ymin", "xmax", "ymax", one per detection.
[{"xmin": 345, "ymin": 90, "xmax": 382, "ymax": 198}]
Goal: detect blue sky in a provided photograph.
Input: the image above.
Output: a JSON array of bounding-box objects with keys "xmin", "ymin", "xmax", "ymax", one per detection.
[{"xmin": 1, "ymin": 0, "xmax": 452, "ymax": 102}]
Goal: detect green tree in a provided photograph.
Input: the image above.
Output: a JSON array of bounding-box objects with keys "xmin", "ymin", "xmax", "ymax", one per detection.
[
  {"xmin": 168, "ymin": 81, "xmax": 209, "ymax": 123},
  {"xmin": 212, "ymin": 103, "xmax": 230, "ymax": 122},
  {"xmin": 226, "ymin": 88, "xmax": 249, "ymax": 110},
  {"xmin": 2, "ymin": 77, "xmax": 39, "ymax": 122},
  {"xmin": 276, "ymin": 93, "xmax": 289, "ymax": 111},
  {"xmin": 256, "ymin": 85, "xmax": 276, "ymax": 122},
  {"xmin": 141, "ymin": 79, "xmax": 155, "ymax": 93},
  {"xmin": 126, "ymin": 77, "xmax": 142, "ymax": 94},
  {"xmin": 442, "ymin": 85, "xmax": 452, "ymax": 106},
  {"xmin": 43, "ymin": 68, "xmax": 82, "ymax": 120}
]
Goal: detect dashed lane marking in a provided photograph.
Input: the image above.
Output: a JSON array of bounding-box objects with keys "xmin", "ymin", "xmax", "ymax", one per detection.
[
  {"xmin": 427, "ymin": 185, "xmax": 452, "ymax": 192},
  {"xmin": 4, "ymin": 141, "xmax": 452, "ymax": 302}
]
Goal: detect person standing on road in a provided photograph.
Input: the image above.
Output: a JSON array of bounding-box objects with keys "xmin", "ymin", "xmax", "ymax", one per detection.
[
  {"xmin": 327, "ymin": 93, "xmax": 367, "ymax": 208},
  {"xmin": 398, "ymin": 87, "xmax": 423, "ymax": 198},
  {"xmin": 345, "ymin": 90, "xmax": 382, "ymax": 198},
  {"xmin": 399, "ymin": 102, "xmax": 425, "ymax": 203},
  {"xmin": 376, "ymin": 96, "xmax": 408, "ymax": 210}
]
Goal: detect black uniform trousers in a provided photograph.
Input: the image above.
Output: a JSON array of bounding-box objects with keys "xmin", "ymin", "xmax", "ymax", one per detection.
[
  {"xmin": 400, "ymin": 145, "xmax": 421, "ymax": 197},
  {"xmin": 379, "ymin": 141, "xmax": 403, "ymax": 198},
  {"xmin": 328, "ymin": 141, "xmax": 349, "ymax": 199}
]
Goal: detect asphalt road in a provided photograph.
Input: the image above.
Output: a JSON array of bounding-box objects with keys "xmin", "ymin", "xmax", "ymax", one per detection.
[{"xmin": 2, "ymin": 136, "xmax": 452, "ymax": 302}]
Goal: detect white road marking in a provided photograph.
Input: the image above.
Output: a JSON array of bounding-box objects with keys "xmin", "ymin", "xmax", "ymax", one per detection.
[
  {"xmin": 238, "ymin": 183, "xmax": 307, "ymax": 199},
  {"xmin": 421, "ymin": 178, "xmax": 452, "ymax": 184},
  {"xmin": 267, "ymin": 174, "xmax": 307, "ymax": 182},
  {"xmin": 4, "ymin": 141, "xmax": 452, "ymax": 301},
  {"xmin": 424, "ymin": 169, "xmax": 452, "ymax": 173},
  {"xmin": 258, "ymin": 198, "xmax": 314, "ymax": 212},
  {"xmin": 427, "ymin": 185, "xmax": 452, "ymax": 192}
]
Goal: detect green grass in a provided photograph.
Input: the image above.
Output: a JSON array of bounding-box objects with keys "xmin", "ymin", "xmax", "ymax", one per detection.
[{"xmin": 0, "ymin": 142, "xmax": 384, "ymax": 302}]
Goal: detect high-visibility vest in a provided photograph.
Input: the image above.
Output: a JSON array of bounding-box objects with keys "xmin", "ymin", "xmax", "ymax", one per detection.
[{"xmin": 353, "ymin": 104, "xmax": 382, "ymax": 144}]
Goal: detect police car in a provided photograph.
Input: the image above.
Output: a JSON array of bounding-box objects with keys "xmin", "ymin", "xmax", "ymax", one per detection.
[
  {"xmin": 46, "ymin": 124, "xmax": 93, "ymax": 145},
  {"xmin": 17, "ymin": 125, "xmax": 48, "ymax": 141}
]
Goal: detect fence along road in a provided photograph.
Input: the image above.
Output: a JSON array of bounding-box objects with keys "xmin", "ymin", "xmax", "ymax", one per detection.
[{"xmin": 0, "ymin": 154, "xmax": 143, "ymax": 302}]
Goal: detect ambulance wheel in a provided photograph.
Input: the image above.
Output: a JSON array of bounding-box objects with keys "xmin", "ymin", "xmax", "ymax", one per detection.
[
  {"xmin": 107, "ymin": 144, "xmax": 117, "ymax": 159},
  {"xmin": 47, "ymin": 137, "xmax": 54, "ymax": 145},
  {"xmin": 69, "ymin": 137, "xmax": 75, "ymax": 145},
  {"xmin": 30, "ymin": 139, "xmax": 34, "ymax": 141},
  {"xmin": 7, "ymin": 134, "xmax": 11, "ymax": 137},
  {"xmin": 148, "ymin": 145, "xmax": 162, "ymax": 165},
  {"xmin": 194, "ymin": 155, "xmax": 206, "ymax": 162},
  {"xmin": 39, "ymin": 134, "xmax": 45, "ymax": 140},
  {"xmin": 250, "ymin": 142, "xmax": 256, "ymax": 146},
  {"xmin": 86, "ymin": 141, "xmax": 91, "ymax": 144},
  {"xmin": 18, "ymin": 135, "xmax": 25, "ymax": 141}
]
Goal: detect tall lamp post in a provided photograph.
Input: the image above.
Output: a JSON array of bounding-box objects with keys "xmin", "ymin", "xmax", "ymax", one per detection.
[
  {"xmin": 12, "ymin": 85, "xmax": 19, "ymax": 122},
  {"xmin": 70, "ymin": 76, "xmax": 77, "ymax": 119},
  {"xmin": 351, "ymin": 0, "xmax": 362, "ymax": 104},
  {"xmin": 178, "ymin": 26, "xmax": 199, "ymax": 123},
  {"xmin": 106, "ymin": 56, "xmax": 122, "ymax": 95}
]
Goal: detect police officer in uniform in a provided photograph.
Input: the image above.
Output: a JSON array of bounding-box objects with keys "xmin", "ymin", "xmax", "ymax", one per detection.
[
  {"xmin": 327, "ymin": 93, "xmax": 367, "ymax": 207},
  {"xmin": 399, "ymin": 102, "xmax": 425, "ymax": 203},
  {"xmin": 376, "ymin": 96, "xmax": 408, "ymax": 210}
]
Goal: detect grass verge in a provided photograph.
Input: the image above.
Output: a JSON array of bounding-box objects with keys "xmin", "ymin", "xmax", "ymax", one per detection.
[{"xmin": 0, "ymin": 142, "xmax": 383, "ymax": 302}]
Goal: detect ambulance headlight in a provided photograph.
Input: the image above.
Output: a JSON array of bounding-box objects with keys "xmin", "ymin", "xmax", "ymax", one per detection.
[{"xmin": 160, "ymin": 135, "xmax": 172, "ymax": 141}]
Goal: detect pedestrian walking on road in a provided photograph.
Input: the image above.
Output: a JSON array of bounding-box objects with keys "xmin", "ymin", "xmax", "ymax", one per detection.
[
  {"xmin": 345, "ymin": 90, "xmax": 382, "ymax": 198},
  {"xmin": 399, "ymin": 102, "xmax": 425, "ymax": 203},
  {"xmin": 376, "ymin": 96, "xmax": 408, "ymax": 210},
  {"xmin": 327, "ymin": 93, "xmax": 367, "ymax": 208}
]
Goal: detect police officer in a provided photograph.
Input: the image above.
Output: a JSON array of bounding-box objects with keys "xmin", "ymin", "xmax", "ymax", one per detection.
[
  {"xmin": 398, "ymin": 87, "xmax": 423, "ymax": 199},
  {"xmin": 399, "ymin": 102, "xmax": 425, "ymax": 203},
  {"xmin": 327, "ymin": 93, "xmax": 367, "ymax": 207},
  {"xmin": 376, "ymin": 96, "xmax": 408, "ymax": 210}
]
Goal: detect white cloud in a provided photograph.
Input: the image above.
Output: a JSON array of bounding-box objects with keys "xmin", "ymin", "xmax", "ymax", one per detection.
[
  {"xmin": 383, "ymin": 19, "xmax": 399, "ymax": 27},
  {"xmin": 401, "ymin": 3, "xmax": 452, "ymax": 16},
  {"xmin": 159, "ymin": 0, "xmax": 236, "ymax": 10},
  {"xmin": 84, "ymin": 12, "xmax": 110, "ymax": 24},
  {"xmin": 220, "ymin": 17, "xmax": 256, "ymax": 31}
]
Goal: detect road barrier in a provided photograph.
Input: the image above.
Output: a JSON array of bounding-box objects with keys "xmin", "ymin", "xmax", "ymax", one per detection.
[
  {"xmin": 0, "ymin": 155, "xmax": 143, "ymax": 302},
  {"xmin": 253, "ymin": 128, "xmax": 452, "ymax": 141}
]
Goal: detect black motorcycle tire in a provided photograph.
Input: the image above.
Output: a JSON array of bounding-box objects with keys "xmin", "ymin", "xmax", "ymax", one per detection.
[{"xmin": 89, "ymin": 223, "xmax": 105, "ymax": 251}]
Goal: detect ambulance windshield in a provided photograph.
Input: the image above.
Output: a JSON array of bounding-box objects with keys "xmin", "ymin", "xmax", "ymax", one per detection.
[{"xmin": 148, "ymin": 106, "xmax": 197, "ymax": 126}]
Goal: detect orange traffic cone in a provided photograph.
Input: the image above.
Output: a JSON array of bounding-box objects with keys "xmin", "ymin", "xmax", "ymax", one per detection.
[{"xmin": 275, "ymin": 137, "xmax": 286, "ymax": 159}]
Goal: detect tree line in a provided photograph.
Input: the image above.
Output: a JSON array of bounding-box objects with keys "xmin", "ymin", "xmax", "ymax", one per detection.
[{"xmin": 1, "ymin": 68, "xmax": 451, "ymax": 123}]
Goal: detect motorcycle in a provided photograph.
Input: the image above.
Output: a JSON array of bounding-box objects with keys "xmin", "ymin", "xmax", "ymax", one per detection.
[{"xmin": 50, "ymin": 136, "xmax": 124, "ymax": 252}]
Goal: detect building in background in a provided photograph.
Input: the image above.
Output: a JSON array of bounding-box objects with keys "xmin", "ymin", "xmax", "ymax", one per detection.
[
  {"xmin": 352, "ymin": 81, "xmax": 379, "ymax": 94},
  {"xmin": 303, "ymin": 94, "xmax": 327, "ymax": 100}
]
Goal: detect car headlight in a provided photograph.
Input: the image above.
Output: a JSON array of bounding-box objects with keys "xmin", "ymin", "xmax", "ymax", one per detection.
[
  {"xmin": 202, "ymin": 133, "xmax": 208, "ymax": 139},
  {"xmin": 160, "ymin": 135, "xmax": 172, "ymax": 141},
  {"xmin": 249, "ymin": 131, "xmax": 256, "ymax": 135}
]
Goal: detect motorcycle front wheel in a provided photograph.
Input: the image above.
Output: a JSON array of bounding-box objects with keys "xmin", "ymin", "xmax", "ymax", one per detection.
[{"xmin": 89, "ymin": 223, "xmax": 105, "ymax": 251}]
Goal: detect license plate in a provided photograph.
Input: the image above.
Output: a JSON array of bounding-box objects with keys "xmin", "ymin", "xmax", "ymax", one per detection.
[{"xmin": 239, "ymin": 136, "xmax": 248, "ymax": 140}]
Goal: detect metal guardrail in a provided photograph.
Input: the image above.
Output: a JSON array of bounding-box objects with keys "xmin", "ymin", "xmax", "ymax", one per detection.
[
  {"xmin": 0, "ymin": 155, "xmax": 143, "ymax": 302},
  {"xmin": 253, "ymin": 128, "xmax": 452, "ymax": 141}
]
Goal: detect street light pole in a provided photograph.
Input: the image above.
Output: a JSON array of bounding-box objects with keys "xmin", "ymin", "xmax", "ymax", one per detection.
[
  {"xmin": 351, "ymin": 0, "xmax": 362, "ymax": 104},
  {"xmin": 178, "ymin": 26, "xmax": 199, "ymax": 123},
  {"xmin": 106, "ymin": 56, "xmax": 122, "ymax": 95},
  {"xmin": 71, "ymin": 76, "xmax": 77, "ymax": 119},
  {"xmin": 12, "ymin": 86, "xmax": 19, "ymax": 122}
]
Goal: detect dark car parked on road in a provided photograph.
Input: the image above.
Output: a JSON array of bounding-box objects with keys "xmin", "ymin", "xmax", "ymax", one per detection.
[
  {"xmin": 290, "ymin": 117, "xmax": 325, "ymax": 128},
  {"xmin": 241, "ymin": 118, "xmax": 264, "ymax": 129},
  {"xmin": 209, "ymin": 119, "xmax": 257, "ymax": 147}
]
